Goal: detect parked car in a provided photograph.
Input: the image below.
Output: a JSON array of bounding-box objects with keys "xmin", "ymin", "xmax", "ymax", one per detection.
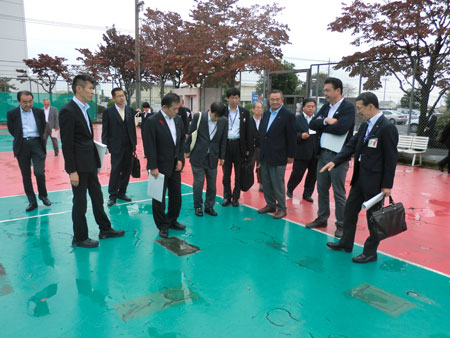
[
  {"xmin": 409, "ymin": 117, "xmax": 419, "ymax": 133},
  {"xmin": 382, "ymin": 110, "xmax": 407, "ymax": 125}
]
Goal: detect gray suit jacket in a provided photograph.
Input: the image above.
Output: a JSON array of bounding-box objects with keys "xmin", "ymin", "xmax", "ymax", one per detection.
[
  {"xmin": 47, "ymin": 106, "xmax": 59, "ymax": 129},
  {"xmin": 185, "ymin": 112, "xmax": 228, "ymax": 168}
]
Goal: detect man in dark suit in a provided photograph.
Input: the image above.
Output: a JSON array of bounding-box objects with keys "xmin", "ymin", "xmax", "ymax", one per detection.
[
  {"xmin": 42, "ymin": 98, "xmax": 59, "ymax": 156},
  {"xmin": 307, "ymin": 77, "xmax": 355, "ymax": 238},
  {"xmin": 287, "ymin": 98, "xmax": 318, "ymax": 202},
  {"xmin": 222, "ymin": 88, "xmax": 252, "ymax": 207},
  {"xmin": 438, "ymin": 120, "xmax": 450, "ymax": 173},
  {"xmin": 143, "ymin": 93, "xmax": 185, "ymax": 238},
  {"xmin": 136, "ymin": 102, "xmax": 153, "ymax": 158},
  {"xmin": 184, "ymin": 102, "xmax": 228, "ymax": 217},
  {"xmin": 7, "ymin": 91, "xmax": 51, "ymax": 211},
  {"xmin": 250, "ymin": 101, "xmax": 264, "ymax": 192},
  {"xmin": 324, "ymin": 92, "xmax": 398, "ymax": 263},
  {"xmin": 102, "ymin": 88, "xmax": 137, "ymax": 206},
  {"xmin": 60, "ymin": 75, "xmax": 124, "ymax": 248},
  {"xmin": 423, "ymin": 110, "xmax": 437, "ymax": 146},
  {"xmin": 257, "ymin": 90, "xmax": 296, "ymax": 219},
  {"xmin": 178, "ymin": 99, "xmax": 190, "ymax": 137}
]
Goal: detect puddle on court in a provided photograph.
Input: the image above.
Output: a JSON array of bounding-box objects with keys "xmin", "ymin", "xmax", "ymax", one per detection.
[
  {"xmin": 379, "ymin": 259, "xmax": 409, "ymax": 272},
  {"xmin": 155, "ymin": 237, "xmax": 200, "ymax": 257},
  {"xmin": 114, "ymin": 285, "xmax": 198, "ymax": 322},
  {"xmin": 76, "ymin": 279, "xmax": 106, "ymax": 306},
  {"xmin": 348, "ymin": 283, "xmax": 415, "ymax": 317},
  {"xmin": 0, "ymin": 263, "xmax": 14, "ymax": 296},
  {"xmin": 296, "ymin": 257, "xmax": 325, "ymax": 272}
]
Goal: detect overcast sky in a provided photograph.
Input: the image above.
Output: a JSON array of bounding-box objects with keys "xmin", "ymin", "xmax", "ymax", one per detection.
[{"xmin": 21, "ymin": 0, "xmax": 438, "ymax": 104}]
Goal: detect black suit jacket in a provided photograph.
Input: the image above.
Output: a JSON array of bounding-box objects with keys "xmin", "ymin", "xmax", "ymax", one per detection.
[
  {"xmin": 101, "ymin": 105, "xmax": 137, "ymax": 154},
  {"xmin": 439, "ymin": 121, "xmax": 450, "ymax": 148},
  {"xmin": 185, "ymin": 112, "xmax": 228, "ymax": 168},
  {"xmin": 250, "ymin": 116, "xmax": 261, "ymax": 149},
  {"xmin": 7, "ymin": 106, "xmax": 46, "ymax": 157},
  {"xmin": 309, "ymin": 99, "xmax": 355, "ymax": 154},
  {"xmin": 59, "ymin": 100, "xmax": 100, "ymax": 174},
  {"xmin": 332, "ymin": 114, "xmax": 398, "ymax": 198},
  {"xmin": 424, "ymin": 114, "xmax": 437, "ymax": 136},
  {"xmin": 224, "ymin": 105, "xmax": 252, "ymax": 155},
  {"xmin": 178, "ymin": 106, "xmax": 190, "ymax": 136},
  {"xmin": 259, "ymin": 106, "xmax": 297, "ymax": 166},
  {"xmin": 143, "ymin": 111, "xmax": 185, "ymax": 177},
  {"xmin": 294, "ymin": 114, "xmax": 318, "ymax": 160}
]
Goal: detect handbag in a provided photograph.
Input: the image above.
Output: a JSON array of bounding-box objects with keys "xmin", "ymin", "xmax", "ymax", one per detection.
[
  {"xmin": 369, "ymin": 196, "xmax": 407, "ymax": 240},
  {"xmin": 131, "ymin": 152, "xmax": 140, "ymax": 178},
  {"xmin": 240, "ymin": 157, "xmax": 255, "ymax": 192}
]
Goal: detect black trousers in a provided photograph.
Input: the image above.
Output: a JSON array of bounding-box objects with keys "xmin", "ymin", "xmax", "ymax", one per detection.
[
  {"xmin": 152, "ymin": 170, "xmax": 181, "ymax": 231},
  {"xmin": 108, "ymin": 148, "xmax": 133, "ymax": 199},
  {"xmin": 72, "ymin": 171, "xmax": 111, "ymax": 241},
  {"xmin": 438, "ymin": 149, "xmax": 450, "ymax": 173},
  {"xmin": 17, "ymin": 139, "xmax": 47, "ymax": 203},
  {"xmin": 339, "ymin": 177, "xmax": 382, "ymax": 256},
  {"xmin": 192, "ymin": 157, "xmax": 217, "ymax": 209},
  {"xmin": 287, "ymin": 157, "xmax": 318, "ymax": 198},
  {"xmin": 222, "ymin": 139, "xmax": 242, "ymax": 200}
]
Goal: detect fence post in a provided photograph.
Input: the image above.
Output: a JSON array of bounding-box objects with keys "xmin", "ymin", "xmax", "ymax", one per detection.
[
  {"xmin": 358, "ymin": 63, "xmax": 363, "ymax": 95},
  {"xmin": 407, "ymin": 57, "xmax": 418, "ymax": 136}
]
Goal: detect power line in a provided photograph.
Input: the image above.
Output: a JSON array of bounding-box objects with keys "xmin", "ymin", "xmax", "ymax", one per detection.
[
  {"xmin": 0, "ymin": 36, "xmax": 26, "ymax": 42},
  {"xmin": 0, "ymin": 13, "xmax": 133, "ymax": 33}
]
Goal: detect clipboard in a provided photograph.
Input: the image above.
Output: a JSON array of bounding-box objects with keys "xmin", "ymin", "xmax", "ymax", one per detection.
[
  {"xmin": 94, "ymin": 141, "xmax": 107, "ymax": 173},
  {"xmin": 321, "ymin": 131, "xmax": 349, "ymax": 153}
]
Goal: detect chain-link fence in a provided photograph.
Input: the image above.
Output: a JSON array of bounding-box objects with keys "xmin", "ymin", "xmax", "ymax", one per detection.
[{"xmin": 307, "ymin": 55, "xmax": 450, "ymax": 155}]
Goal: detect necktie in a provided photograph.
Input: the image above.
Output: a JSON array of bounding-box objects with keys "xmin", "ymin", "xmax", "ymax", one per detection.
[{"xmin": 119, "ymin": 108, "xmax": 125, "ymax": 121}]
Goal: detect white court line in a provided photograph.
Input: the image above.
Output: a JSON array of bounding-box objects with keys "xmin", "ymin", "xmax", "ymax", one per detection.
[
  {"xmin": 2, "ymin": 181, "xmax": 449, "ymax": 279},
  {"xmin": 241, "ymin": 202, "xmax": 450, "ymax": 279},
  {"xmin": 0, "ymin": 192, "xmax": 193, "ymax": 224},
  {"xmin": 0, "ymin": 179, "xmax": 151, "ymax": 199}
]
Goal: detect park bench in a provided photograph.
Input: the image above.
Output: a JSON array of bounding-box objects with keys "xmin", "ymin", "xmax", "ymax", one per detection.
[{"xmin": 397, "ymin": 135, "xmax": 429, "ymax": 166}]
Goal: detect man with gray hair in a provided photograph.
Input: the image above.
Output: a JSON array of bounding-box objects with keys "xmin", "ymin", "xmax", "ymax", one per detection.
[{"xmin": 42, "ymin": 98, "xmax": 59, "ymax": 156}]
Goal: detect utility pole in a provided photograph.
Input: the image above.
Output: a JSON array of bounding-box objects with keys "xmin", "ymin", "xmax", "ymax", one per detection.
[{"xmin": 135, "ymin": 0, "xmax": 144, "ymax": 109}]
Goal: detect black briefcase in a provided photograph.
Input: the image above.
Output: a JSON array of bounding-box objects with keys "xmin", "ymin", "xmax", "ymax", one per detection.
[
  {"xmin": 370, "ymin": 196, "xmax": 407, "ymax": 240},
  {"xmin": 240, "ymin": 157, "xmax": 255, "ymax": 192},
  {"xmin": 131, "ymin": 152, "xmax": 141, "ymax": 178}
]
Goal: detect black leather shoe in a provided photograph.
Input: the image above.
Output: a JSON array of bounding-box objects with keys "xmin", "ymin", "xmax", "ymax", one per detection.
[
  {"xmin": 232, "ymin": 199, "xmax": 239, "ymax": 207},
  {"xmin": 107, "ymin": 198, "xmax": 116, "ymax": 207},
  {"xmin": 204, "ymin": 207, "xmax": 218, "ymax": 216},
  {"xmin": 352, "ymin": 253, "xmax": 377, "ymax": 263},
  {"xmin": 438, "ymin": 164, "xmax": 444, "ymax": 172},
  {"xmin": 303, "ymin": 196, "xmax": 313, "ymax": 203},
  {"xmin": 326, "ymin": 241, "xmax": 352, "ymax": 252},
  {"xmin": 39, "ymin": 196, "xmax": 51, "ymax": 206},
  {"xmin": 99, "ymin": 228, "xmax": 125, "ymax": 239},
  {"xmin": 222, "ymin": 198, "xmax": 232, "ymax": 206},
  {"xmin": 335, "ymin": 226, "xmax": 344, "ymax": 238},
  {"xmin": 258, "ymin": 205, "xmax": 276, "ymax": 214},
  {"xmin": 72, "ymin": 238, "xmax": 99, "ymax": 248},
  {"xmin": 170, "ymin": 222, "xmax": 186, "ymax": 231},
  {"xmin": 195, "ymin": 208, "xmax": 203, "ymax": 216},
  {"xmin": 306, "ymin": 218, "xmax": 327, "ymax": 228},
  {"xmin": 286, "ymin": 190, "xmax": 293, "ymax": 198},
  {"xmin": 159, "ymin": 229, "xmax": 168, "ymax": 238},
  {"xmin": 26, "ymin": 202, "xmax": 38, "ymax": 212},
  {"xmin": 117, "ymin": 194, "xmax": 132, "ymax": 202}
]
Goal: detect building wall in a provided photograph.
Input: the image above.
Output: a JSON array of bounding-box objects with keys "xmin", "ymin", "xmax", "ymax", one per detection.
[{"xmin": 0, "ymin": 0, "xmax": 28, "ymax": 88}]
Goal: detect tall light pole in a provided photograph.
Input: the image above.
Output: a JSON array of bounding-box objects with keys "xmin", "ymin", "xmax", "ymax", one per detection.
[{"xmin": 135, "ymin": 0, "xmax": 144, "ymax": 109}]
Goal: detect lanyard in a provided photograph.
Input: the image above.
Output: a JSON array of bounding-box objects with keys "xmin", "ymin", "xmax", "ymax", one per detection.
[
  {"xmin": 229, "ymin": 109, "xmax": 239, "ymax": 129},
  {"xmin": 210, "ymin": 124, "xmax": 217, "ymax": 138}
]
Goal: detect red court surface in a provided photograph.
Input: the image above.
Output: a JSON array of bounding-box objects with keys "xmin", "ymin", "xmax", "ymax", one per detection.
[{"xmin": 1, "ymin": 124, "xmax": 449, "ymax": 277}]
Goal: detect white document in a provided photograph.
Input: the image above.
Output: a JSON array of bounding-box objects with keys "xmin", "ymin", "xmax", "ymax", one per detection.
[
  {"xmin": 147, "ymin": 171, "xmax": 165, "ymax": 202},
  {"xmin": 51, "ymin": 128, "xmax": 59, "ymax": 139},
  {"xmin": 362, "ymin": 192, "xmax": 385, "ymax": 210},
  {"xmin": 321, "ymin": 131, "xmax": 349, "ymax": 153},
  {"xmin": 94, "ymin": 141, "xmax": 107, "ymax": 173}
]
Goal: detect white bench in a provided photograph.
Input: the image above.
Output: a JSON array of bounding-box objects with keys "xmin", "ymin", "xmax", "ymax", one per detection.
[{"xmin": 397, "ymin": 135, "xmax": 429, "ymax": 166}]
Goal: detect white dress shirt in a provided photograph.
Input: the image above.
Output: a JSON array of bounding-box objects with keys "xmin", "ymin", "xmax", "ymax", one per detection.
[
  {"xmin": 72, "ymin": 96, "xmax": 92, "ymax": 134},
  {"xmin": 227, "ymin": 107, "xmax": 240, "ymax": 139},
  {"xmin": 253, "ymin": 116, "xmax": 261, "ymax": 131},
  {"xmin": 44, "ymin": 107, "xmax": 50, "ymax": 122},
  {"xmin": 208, "ymin": 113, "xmax": 218, "ymax": 140},
  {"xmin": 303, "ymin": 112, "xmax": 316, "ymax": 135},
  {"xmin": 161, "ymin": 111, "xmax": 176, "ymax": 145}
]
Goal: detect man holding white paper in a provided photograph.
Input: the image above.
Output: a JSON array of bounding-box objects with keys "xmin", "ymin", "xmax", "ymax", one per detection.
[
  {"xmin": 307, "ymin": 78, "xmax": 355, "ymax": 238},
  {"xmin": 143, "ymin": 93, "xmax": 185, "ymax": 238},
  {"xmin": 323, "ymin": 92, "xmax": 398, "ymax": 263}
]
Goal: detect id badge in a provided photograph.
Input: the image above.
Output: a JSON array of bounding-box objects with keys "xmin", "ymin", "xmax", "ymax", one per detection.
[{"xmin": 368, "ymin": 138, "xmax": 378, "ymax": 148}]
